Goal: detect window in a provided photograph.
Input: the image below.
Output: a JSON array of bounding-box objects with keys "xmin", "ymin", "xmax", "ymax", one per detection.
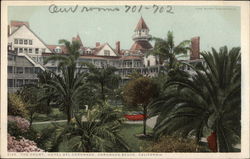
[
  {"xmin": 8, "ymin": 79, "xmax": 14, "ymax": 88},
  {"xmin": 14, "ymin": 39, "xmax": 18, "ymax": 44},
  {"xmin": 14, "ymin": 48, "xmax": 18, "ymax": 53},
  {"xmin": 35, "ymin": 67, "xmax": 41, "ymax": 74},
  {"xmin": 16, "ymin": 79, "xmax": 23, "ymax": 87},
  {"xmin": 42, "ymin": 48, "xmax": 46, "ymax": 53},
  {"xmin": 147, "ymin": 60, "xmax": 150, "ymax": 66},
  {"xmin": 8, "ymin": 55, "xmax": 13, "ymax": 61},
  {"xmin": 29, "ymin": 48, "xmax": 32, "ymax": 53},
  {"xmin": 30, "ymin": 79, "xmax": 38, "ymax": 84},
  {"xmin": 16, "ymin": 67, "xmax": 23, "ymax": 74},
  {"xmin": 25, "ymin": 67, "xmax": 32, "ymax": 74},
  {"xmin": 8, "ymin": 66, "xmax": 13, "ymax": 73},
  {"xmin": 24, "ymin": 40, "xmax": 28, "ymax": 45},
  {"xmin": 35, "ymin": 48, "xmax": 39, "ymax": 54},
  {"xmin": 29, "ymin": 40, "xmax": 32, "ymax": 45},
  {"xmin": 30, "ymin": 67, "xmax": 34, "ymax": 74},
  {"xmin": 8, "ymin": 55, "xmax": 16, "ymax": 61},
  {"xmin": 104, "ymin": 50, "xmax": 110, "ymax": 56},
  {"xmin": 19, "ymin": 48, "xmax": 23, "ymax": 53},
  {"xmin": 24, "ymin": 79, "xmax": 30, "ymax": 85},
  {"xmin": 19, "ymin": 39, "xmax": 23, "ymax": 44},
  {"xmin": 24, "ymin": 48, "xmax": 28, "ymax": 53}
]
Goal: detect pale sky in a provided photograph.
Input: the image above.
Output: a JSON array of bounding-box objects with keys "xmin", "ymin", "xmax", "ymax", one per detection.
[{"xmin": 8, "ymin": 5, "xmax": 240, "ymax": 51}]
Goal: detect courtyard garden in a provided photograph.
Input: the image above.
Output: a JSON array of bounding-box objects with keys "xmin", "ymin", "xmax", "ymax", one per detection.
[{"xmin": 7, "ymin": 33, "xmax": 241, "ymax": 152}]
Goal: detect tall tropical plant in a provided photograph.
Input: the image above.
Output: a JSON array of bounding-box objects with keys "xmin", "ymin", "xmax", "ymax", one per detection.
[
  {"xmin": 43, "ymin": 40, "xmax": 89, "ymax": 123},
  {"xmin": 49, "ymin": 102, "xmax": 130, "ymax": 152},
  {"xmin": 150, "ymin": 46, "xmax": 241, "ymax": 152},
  {"xmin": 86, "ymin": 64, "xmax": 121, "ymax": 102},
  {"xmin": 149, "ymin": 31, "xmax": 190, "ymax": 70}
]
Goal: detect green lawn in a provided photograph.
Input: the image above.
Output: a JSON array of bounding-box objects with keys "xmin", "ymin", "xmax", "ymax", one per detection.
[
  {"xmin": 32, "ymin": 121, "xmax": 66, "ymax": 132},
  {"xmin": 33, "ymin": 108, "xmax": 66, "ymax": 122},
  {"xmin": 33, "ymin": 108, "xmax": 86, "ymax": 122},
  {"xmin": 119, "ymin": 124, "xmax": 153, "ymax": 152}
]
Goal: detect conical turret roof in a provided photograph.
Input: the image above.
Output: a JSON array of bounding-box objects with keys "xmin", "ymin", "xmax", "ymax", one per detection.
[{"xmin": 134, "ymin": 16, "xmax": 149, "ymax": 31}]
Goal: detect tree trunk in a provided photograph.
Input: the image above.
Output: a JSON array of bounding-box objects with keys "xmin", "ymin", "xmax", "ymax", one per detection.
[
  {"xmin": 216, "ymin": 120, "xmax": 220, "ymax": 152},
  {"xmin": 67, "ymin": 105, "xmax": 72, "ymax": 124},
  {"xmin": 143, "ymin": 105, "xmax": 147, "ymax": 135}
]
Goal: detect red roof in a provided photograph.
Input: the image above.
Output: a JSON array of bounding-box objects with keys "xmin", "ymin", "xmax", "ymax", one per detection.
[
  {"xmin": 46, "ymin": 45, "xmax": 68, "ymax": 54},
  {"xmin": 10, "ymin": 21, "xmax": 29, "ymax": 28},
  {"xmin": 120, "ymin": 56, "xmax": 143, "ymax": 60},
  {"xmin": 130, "ymin": 41, "xmax": 152, "ymax": 52},
  {"xmin": 80, "ymin": 55, "xmax": 120, "ymax": 60},
  {"xmin": 135, "ymin": 17, "xmax": 149, "ymax": 31}
]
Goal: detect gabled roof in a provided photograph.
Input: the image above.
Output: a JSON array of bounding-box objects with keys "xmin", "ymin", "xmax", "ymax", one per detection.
[
  {"xmin": 10, "ymin": 20, "xmax": 29, "ymax": 28},
  {"xmin": 8, "ymin": 24, "xmax": 51, "ymax": 53},
  {"xmin": 135, "ymin": 17, "xmax": 149, "ymax": 31},
  {"xmin": 93, "ymin": 43, "xmax": 119, "ymax": 56}
]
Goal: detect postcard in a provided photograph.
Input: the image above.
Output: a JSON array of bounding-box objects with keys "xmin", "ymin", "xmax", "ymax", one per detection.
[{"xmin": 1, "ymin": 1, "xmax": 249, "ymax": 158}]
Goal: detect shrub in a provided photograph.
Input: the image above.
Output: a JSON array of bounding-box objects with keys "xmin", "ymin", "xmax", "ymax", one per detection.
[
  {"xmin": 8, "ymin": 116, "xmax": 30, "ymax": 132},
  {"xmin": 8, "ymin": 94, "xmax": 28, "ymax": 118},
  {"xmin": 8, "ymin": 134, "xmax": 44, "ymax": 152},
  {"xmin": 35, "ymin": 125, "xmax": 57, "ymax": 151},
  {"xmin": 145, "ymin": 136, "xmax": 205, "ymax": 152},
  {"xmin": 8, "ymin": 116, "xmax": 38, "ymax": 142}
]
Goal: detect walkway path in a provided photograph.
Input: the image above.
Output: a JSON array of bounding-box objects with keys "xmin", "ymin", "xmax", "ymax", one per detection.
[{"xmin": 33, "ymin": 116, "xmax": 158, "ymax": 128}]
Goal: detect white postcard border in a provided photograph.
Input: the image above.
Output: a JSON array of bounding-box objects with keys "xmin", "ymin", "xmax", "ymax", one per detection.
[{"xmin": 1, "ymin": 1, "xmax": 249, "ymax": 158}]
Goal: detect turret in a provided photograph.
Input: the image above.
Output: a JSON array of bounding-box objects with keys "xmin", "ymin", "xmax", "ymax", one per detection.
[{"xmin": 132, "ymin": 16, "xmax": 152, "ymax": 41}]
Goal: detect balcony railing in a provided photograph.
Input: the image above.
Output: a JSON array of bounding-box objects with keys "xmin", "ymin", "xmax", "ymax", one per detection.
[{"xmin": 132, "ymin": 34, "xmax": 152, "ymax": 40}]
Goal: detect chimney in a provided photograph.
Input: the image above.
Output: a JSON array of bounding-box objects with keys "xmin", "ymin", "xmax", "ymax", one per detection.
[
  {"xmin": 116, "ymin": 41, "xmax": 120, "ymax": 54},
  {"xmin": 96, "ymin": 42, "xmax": 100, "ymax": 47},
  {"xmin": 190, "ymin": 36, "xmax": 200, "ymax": 60}
]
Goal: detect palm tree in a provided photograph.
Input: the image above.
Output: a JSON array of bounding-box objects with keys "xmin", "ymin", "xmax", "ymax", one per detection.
[
  {"xmin": 150, "ymin": 46, "xmax": 241, "ymax": 152},
  {"xmin": 43, "ymin": 40, "xmax": 89, "ymax": 123},
  {"xmin": 86, "ymin": 64, "xmax": 121, "ymax": 102},
  {"xmin": 149, "ymin": 31, "xmax": 190, "ymax": 70},
  {"xmin": 50, "ymin": 102, "xmax": 130, "ymax": 152}
]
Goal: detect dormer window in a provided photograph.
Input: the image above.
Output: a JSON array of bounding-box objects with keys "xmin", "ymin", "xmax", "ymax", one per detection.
[{"xmin": 55, "ymin": 47, "xmax": 62, "ymax": 53}]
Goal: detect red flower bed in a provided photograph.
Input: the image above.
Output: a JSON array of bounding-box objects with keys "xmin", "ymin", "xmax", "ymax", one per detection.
[{"xmin": 124, "ymin": 114, "xmax": 146, "ymax": 121}]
